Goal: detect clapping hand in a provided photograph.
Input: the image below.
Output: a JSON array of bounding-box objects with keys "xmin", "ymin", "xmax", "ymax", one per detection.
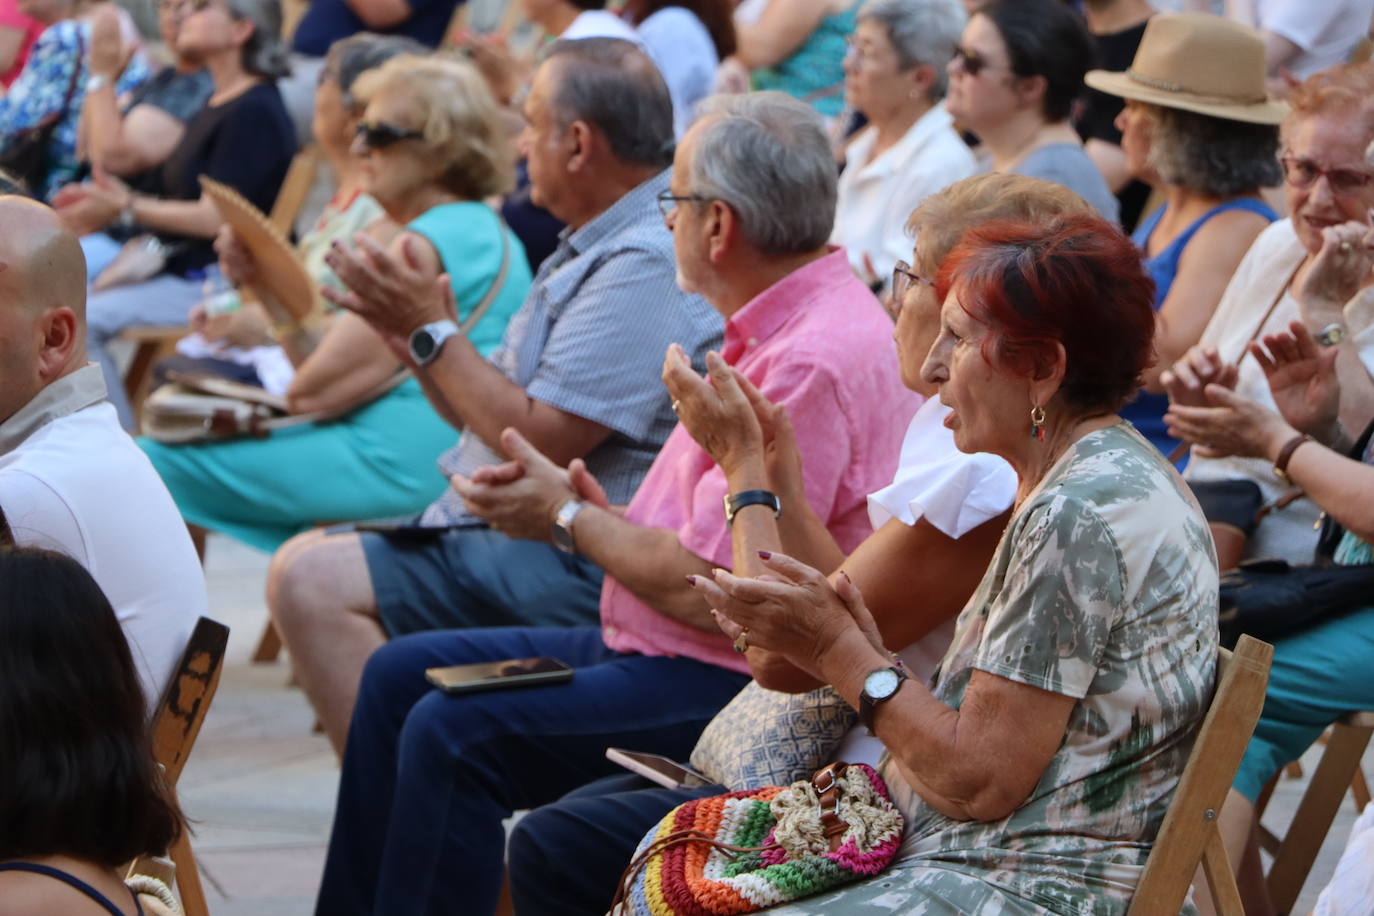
[
  {"xmin": 661, "ymin": 346, "xmax": 765, "ymax": 476},
  {"xmin": 323, "ymin": 234, "xmax": 453, "ymax": 345},
  {"xmin": 1253, "ymin": 320, "xmax": 1342, "ymax": 441},
  {"xmin": 688, "ymin": 551, "xmax": 884, "ymax": 679},
  {"xmin": 51, "ymin": 168, "xmax": 129, "ymax": 236},
  {"xmin": 88, "ymin": 4, "xmax": 131, "ymax": 80},
  {"xmin": 1161, "ymin": 343, "xmax": 1237, "ymax": 410}
]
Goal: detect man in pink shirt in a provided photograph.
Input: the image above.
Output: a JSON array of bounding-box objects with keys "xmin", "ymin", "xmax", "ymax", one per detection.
[{"xmin": 315, "ymin": 92, "xmax": 918, "ymax": 916}]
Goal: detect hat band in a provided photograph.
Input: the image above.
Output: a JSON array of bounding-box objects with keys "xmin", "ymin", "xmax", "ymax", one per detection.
[{"xmin": 1127, "ymin": 68, "xmax": 1268, "ymax": 107}]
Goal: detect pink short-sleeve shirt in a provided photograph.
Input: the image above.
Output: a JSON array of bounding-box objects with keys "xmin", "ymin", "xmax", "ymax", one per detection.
[{"xmin": 600, "ymin": 247, "xmax": 921, "ymax": 673}]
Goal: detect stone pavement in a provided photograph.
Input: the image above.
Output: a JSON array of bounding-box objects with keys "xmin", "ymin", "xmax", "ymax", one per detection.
[{"xmin": 184, "ymin": 534, "xmax": 1370, "ymax": 915}]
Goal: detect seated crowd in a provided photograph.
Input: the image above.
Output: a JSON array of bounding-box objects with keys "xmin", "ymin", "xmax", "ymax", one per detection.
[{"xmin": 3, "ymin": 0, "xmax": 1374, "ymax": 914}]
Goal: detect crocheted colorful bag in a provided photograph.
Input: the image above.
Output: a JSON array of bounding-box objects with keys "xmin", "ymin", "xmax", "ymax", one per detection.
[{"xmin": 612, "ymin": 762, "xmax": 904, "ymax": 915}]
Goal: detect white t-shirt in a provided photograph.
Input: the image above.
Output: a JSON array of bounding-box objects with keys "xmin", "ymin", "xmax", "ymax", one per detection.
[
  {"xmin": 1185, "ymin": 219, "xmax": 1374, "ymax": 564},
  {"xmin": 0, "ymin": 365, "xmax": 204, "ymax": 707},
  {"xmin": 1259, "ymin": 0, "xmax": 1374, "ymax": 78},
  {"xmin": 833, "ymin": 395, "xmax": 1017, "ymax": 767},
  {"xmin": 832, "ymin": 104, "xmax": 979, "ymax": 283},
  {"xmin": 638, "ymin": 6, "xmax": 719, "ymax": 138}
]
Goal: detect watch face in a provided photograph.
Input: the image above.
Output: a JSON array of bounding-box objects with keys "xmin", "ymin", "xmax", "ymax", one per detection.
[
  {"xmin": 412, "ymin": 331, "xmax": 436, "ymax": 361},
  {"xmin": 864, "ymin": 667, "xmax": 901, "ymax": 700}
]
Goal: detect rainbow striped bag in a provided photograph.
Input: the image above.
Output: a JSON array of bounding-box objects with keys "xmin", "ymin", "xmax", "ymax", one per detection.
[{"xmin": 612, "ymin": 762, "xmax": 904, "ymax": 915}]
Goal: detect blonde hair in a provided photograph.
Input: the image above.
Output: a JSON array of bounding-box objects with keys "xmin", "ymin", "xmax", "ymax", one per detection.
[
  {"xmin": 353, "ymin": 54, "xmax": 514, "ymax": 200},
  {"xmin": 904, "ymin": 173, "xmax": 1095, "ymax": 276}
]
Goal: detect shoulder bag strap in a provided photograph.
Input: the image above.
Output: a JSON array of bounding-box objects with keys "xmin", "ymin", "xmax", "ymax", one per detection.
[{"xmin": 457, "ymin": 214, "xmax": 512, "ymax": 336}]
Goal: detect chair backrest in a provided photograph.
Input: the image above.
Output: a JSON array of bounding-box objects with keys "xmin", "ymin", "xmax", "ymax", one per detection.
[
  {"xmin": 1127, "ymin": 633, "xmax": 1273, "ymax": 916},
  {"xmin": 150, "ymin": 616, "xmax": 230, "ymax": 786},
  {"xmin": 267, "ymin": 145, "xmax": 322, "ymax": 239}
]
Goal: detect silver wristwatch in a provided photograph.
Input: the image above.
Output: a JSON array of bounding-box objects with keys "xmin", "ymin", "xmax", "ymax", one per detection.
[
  {"xmin": 85, "ymin": 74, "xmax": 111, "ymax": 94},
  {"xmin": 550, "ymin": 499, "xmax": 585, "ymax": 554},
  {"xmin": 408, "ymin": 319, "xmax": 460, "ymax": 366}
]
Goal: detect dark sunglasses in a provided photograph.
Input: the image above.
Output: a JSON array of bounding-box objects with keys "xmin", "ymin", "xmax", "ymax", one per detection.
[
  {"xmin": 950, "ymin": 44, "xmax": 1008, "ymax": 79},
  {"xmin": 355, "ymin": 121, "xmax": 424, "ymax": 150}
]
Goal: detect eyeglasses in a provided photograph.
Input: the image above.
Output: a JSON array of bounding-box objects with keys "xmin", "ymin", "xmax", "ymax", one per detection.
[
  {"xmin": 950, "ymin": 44, "xmax": 1009, "ymax": 79},
  {"xmin": 1279, "ymin": 155, "xmax": 1374, "ymax": 196},
  {"xmin": 843, "ymin": 36, "xmax": 892, "ymax": 70},
  {"xmin": 355, "ymin": 121, "xmax": 424, "ymax": 150},
  {"xmin": 656, "ymin": 190, "xmax": 714, "ymax": 225},
  {"xmin": 886, "ymin": 259, "xmax": 933, "ymax": 320}
]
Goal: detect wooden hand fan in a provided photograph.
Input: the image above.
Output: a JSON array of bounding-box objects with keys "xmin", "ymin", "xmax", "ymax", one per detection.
[{"xmin": 200, "ymin": 176, "xmax": 320, "ymax": 323}]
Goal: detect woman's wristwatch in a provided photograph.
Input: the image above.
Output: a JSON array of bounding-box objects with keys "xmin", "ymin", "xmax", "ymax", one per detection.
[
  {"xmin": 1272, "ymin": 433, "xmax": 1313, "ymax": 485},
  {"xmin": 859, "ymin": 664, "xmax": 908, "ymax": 732}
]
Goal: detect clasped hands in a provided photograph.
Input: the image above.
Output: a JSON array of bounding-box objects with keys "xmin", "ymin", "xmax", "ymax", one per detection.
[
  {"xmin": 1163, "ymin": 320, "xmax": 1341, "ymax": 462},
  {"xmin": 450, "ymin": 428, "xmax": 608, "ymax": 542}
]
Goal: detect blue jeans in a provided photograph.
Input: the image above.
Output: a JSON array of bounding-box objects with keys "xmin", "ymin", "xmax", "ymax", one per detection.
[
  {"xmin": 508, "ymin": 773, "xmax": 724, "ymax": 915},
  {"xmin": 314, "ymin": 626, "xmax": 750, "ymax": 916}
]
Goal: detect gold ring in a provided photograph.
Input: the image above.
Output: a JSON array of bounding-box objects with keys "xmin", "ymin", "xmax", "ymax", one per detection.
[
  {"xmin": 1341, "ymin": 241, "xmax": 1354, "ymax": 254},
  {"xmin": 732, "ymin": 628, "xmax": 749, "ymax": 653}
]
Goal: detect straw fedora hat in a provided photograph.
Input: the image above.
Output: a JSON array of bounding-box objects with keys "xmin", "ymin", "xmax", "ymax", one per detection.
[{"xmin": 1084, "ymin": 12, "xmax": 1288, "ymax": 125}]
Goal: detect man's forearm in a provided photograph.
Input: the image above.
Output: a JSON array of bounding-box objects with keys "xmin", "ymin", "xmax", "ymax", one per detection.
[{"xmin": 571, "ymin": 504, "xmax": 718, "ymax": 631}]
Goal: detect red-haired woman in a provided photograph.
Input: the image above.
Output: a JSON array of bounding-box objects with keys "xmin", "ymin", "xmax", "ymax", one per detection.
[{"xmin": 694, "ymin": 213, "xmax": 1219, "ymax": 912}]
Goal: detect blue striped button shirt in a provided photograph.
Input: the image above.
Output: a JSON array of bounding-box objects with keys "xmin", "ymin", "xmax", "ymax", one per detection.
[{"xmin": 421, "ymin": 170, "xmax": 723, "ymax": 526}]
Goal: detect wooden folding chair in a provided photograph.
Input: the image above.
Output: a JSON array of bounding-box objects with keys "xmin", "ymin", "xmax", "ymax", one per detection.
[
  {"xmin": 144, "ymin": 616, "xmax": 231, "ymax": 916},
  {"xmin": 1258, "ymin": 710, "xmax": 1374, "ymax": 913},
  {"xmin": 117, "ymin": 145, "xmax": 324, "ymax": 431},
  {"xmin": 1126, "ymin": 634, "xmax": 1273, "ymax": 916}
]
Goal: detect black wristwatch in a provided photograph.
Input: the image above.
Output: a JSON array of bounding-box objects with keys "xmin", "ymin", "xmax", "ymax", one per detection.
[
  {"xmin": 859, "ymin": 665, "xmax": 907, "ymax": 732},
  {"xmin": 722, "ymin": 489, "xmax": 781, "ymax": 527}
]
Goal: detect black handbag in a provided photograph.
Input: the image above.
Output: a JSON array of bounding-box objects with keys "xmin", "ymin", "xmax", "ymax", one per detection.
[
  {"xmin": 0, "ymin": 31, "xmax": 84, "ymax": 196},
  {"xmin": 1217, "ymin": 418, "xmax": 1374, "ymax": 648}
]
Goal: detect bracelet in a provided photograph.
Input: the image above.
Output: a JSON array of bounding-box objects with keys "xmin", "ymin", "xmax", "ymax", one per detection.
[
  {"xmin": 1272, "ymin": 433, "xmax": 1312, "ymax": 485},
  {"xmin": 267, "ymin": 319, "xmax": 310, "ymax": 341}
]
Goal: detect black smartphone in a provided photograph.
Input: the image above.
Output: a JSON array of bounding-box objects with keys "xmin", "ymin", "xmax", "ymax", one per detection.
[
  {"xmin": 425, "ymin": 657, "xmax": 574, "ymax": 695},
  {"xmin": 605, "ymin": 747, "xmax": 711, "ymax": 789}
]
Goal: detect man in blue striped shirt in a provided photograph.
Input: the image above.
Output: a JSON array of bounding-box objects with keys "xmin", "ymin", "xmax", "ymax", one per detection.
[{"xmin": 267, "ymin": 38, "xmax": 723, "ymax": 754}]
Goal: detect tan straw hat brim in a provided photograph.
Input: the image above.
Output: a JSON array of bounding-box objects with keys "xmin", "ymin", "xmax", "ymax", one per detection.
[{"xmin": 1085, "ymin": 69, "xmax": 1289, "ymax": 125}]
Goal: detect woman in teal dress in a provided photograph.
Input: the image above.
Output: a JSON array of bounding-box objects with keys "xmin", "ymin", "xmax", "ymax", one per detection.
[
  {"xmin": 139, "ymin": 52, "xmax": 530, "ymax": 553},
  {"xmin": 736, "ymin": 0, "xmax": 858, "ymax": 119}
]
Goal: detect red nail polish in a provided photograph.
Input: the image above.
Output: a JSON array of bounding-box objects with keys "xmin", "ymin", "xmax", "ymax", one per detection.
[{"xmin": 757, "ymin": 550, "xmax": 771, "ymax": 560}]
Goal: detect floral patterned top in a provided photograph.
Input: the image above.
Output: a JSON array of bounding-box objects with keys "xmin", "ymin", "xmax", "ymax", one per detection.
[
  {"xmin": 0, "ymin": 17, "xmax": 149, "ymax": 199},
  {"xmin": 771, "ymin": 422, "xmax": 1219, "ymax": 916}
]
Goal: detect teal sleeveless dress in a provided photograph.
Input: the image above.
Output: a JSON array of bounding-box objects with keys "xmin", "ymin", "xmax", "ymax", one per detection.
[{"xmin": 752, "ymin": 2, "xmax": 858, "ymax": 119}]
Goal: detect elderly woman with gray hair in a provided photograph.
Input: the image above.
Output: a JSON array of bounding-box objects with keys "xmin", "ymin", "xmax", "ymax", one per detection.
[
  {"xmin": 830, "ymin": 0, "xmax": 977, "ymax": 285},
  {"xmin": 51, "ymin": 0, "xmax": 298, "ymax": 429},
  {"xmin": 1087, "ymin": 13, "xmax": 1284, "ymax": 459}
]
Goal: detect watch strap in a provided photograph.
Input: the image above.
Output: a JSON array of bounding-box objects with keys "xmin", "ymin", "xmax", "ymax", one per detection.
[
  {"xmin": 550, "ymin": 499, "xmax": 585, "ymax": 554},
  {"xmin": 409, "ymin": 319, "xmax": 460, "ymax": 366},
  {"xmin": 723, "ymin": 489, "xmax": 781, "ymax": 527},
  {"xmin": 858, "ymin": 665, "xmax": 906, "ymax": 732},
  {"xmin": 1273, "ymin": 433, "xmax": 1312, "ymax": 485}
]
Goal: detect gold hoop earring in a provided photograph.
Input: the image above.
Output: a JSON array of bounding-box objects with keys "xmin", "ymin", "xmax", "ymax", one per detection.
[{"xmin": 1030, "ymin": 405, "xmax": 1046, "ymax": 442}]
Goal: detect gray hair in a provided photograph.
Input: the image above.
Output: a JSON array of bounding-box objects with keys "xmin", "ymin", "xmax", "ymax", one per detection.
[
  {"xmin": 322, "ymin": 33, "xmax": 429, "ymax": 109},
  {"xmin": 226, "ymin": 0, "xmax": 291, "ymax": 80},
  {"xmin": 1144, "ymin": 104, "xmax": 1282, "ymax": 197},
  {"xmin": 541, "ymin": 38, "xmax": 675, "ymax": 170},
  {"xmin": 687, "ymin": 92, "xmax": 836, "ymax": 256},
  {"xmin": 858, "ymin": 0, "xmax": 966, "ymax": 99}
]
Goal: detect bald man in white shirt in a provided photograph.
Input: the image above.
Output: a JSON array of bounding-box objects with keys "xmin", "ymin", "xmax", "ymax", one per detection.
[{"xmin": 0, "ymin": 195, "xmax": 204, "ymax": 706}]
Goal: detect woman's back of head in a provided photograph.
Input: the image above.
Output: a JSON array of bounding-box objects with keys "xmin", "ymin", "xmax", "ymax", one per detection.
[{"xmin": 0, "ymin": 546, "xmax": 182, "ymax": 868}]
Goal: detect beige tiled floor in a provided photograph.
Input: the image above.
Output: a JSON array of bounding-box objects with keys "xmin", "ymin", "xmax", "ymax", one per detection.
[{"xmin": 186, "ymin": 534, "xmax": 1371, "ymax": 915}]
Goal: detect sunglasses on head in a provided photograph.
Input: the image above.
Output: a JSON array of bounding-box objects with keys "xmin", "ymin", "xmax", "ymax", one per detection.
[{"xmin": 355, "ymin": 121, "xmax": 424, "ymax": 150}]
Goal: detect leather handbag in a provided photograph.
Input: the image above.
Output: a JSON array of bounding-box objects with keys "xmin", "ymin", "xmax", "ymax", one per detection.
[
  {"xmin": 0, "ymin": 31, "xmax": 84, "ymax": 195},
  {"xmin": 612, "ymin": 762, "xmax": 904, "ymax": 916},
  {"xmin": 690, "ymin": 682, "xmax": 856, "ymax": 791},
  {"xmin": 1219, "ymin": 558, "xmax": 1374, "ymax": 647}
]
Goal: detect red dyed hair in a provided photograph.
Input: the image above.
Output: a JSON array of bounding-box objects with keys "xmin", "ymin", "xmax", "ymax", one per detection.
[{"xmin": 935, "ymin": 214, "xmax": 1156, "ymax": 413}]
